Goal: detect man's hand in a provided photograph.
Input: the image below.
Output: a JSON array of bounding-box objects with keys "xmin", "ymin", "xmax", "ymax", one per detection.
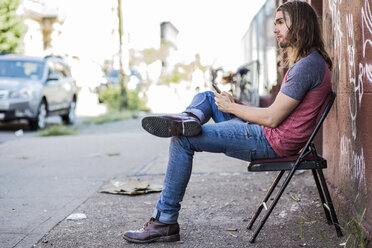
[
  {"xmin": 214, "ymin": 92, "xmax": 235, "ymax": 113},
  {"xmin": 233, "ymin": 98, "xmax": 244, "ymax": 105}
]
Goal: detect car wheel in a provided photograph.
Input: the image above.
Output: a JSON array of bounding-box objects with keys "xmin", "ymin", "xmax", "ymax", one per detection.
[
  {"xmin": 29, "ymin": 101, "xmax": 47, "ymax": 130},
  {"xmin": 62, "ymin": 100, "xmax": 76, "ymax": 125}
]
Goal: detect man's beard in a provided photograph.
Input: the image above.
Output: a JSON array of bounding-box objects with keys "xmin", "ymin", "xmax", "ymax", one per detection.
[
  {"xmin": 279, "ymin": 38, "xmax": 291, "ymax": 48},
  {"xmin": 278, "ymin": 34, "xmax": 292, "ymax": 48}
]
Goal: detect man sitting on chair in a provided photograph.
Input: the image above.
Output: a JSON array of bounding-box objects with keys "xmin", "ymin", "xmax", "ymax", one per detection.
[{"xmin": 123, "ymin": 0, "xmax": 333, "ymax": 243}]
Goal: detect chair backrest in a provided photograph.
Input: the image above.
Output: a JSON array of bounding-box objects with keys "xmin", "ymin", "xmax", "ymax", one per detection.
[{"xmin": 299, "ymin": 92, "xmax": 336, "ymax": 159}]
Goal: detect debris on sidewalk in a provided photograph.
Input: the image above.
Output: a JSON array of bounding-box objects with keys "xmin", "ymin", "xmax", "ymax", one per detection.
[
  {"xmin": 106, "ymin": 152, "xmax": 120, "ymax": 157},
  {"xmin": 226, "ymin": 228, "xmax": 238, "ymax": 231},
  {"xmin": 228, "ymin": 232, "xmax": 238, "ymax": 238},
  {"xmin": 15, "ymin": 129, "xmax": 23, "ymax": 136},
  {"xmin": 67, "ymin": 213, "xmax": 87, "ymax": 221},
  {"xmin": 100, "ymin": 178, "xmax": 162, "ymax": 195}
]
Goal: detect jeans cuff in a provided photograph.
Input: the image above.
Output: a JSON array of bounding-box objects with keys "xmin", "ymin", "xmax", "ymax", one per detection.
[
  {"xmin": 152, "ymin": 209, "xmax": 179, "ymax": 224},
  {"xmin": 184, "ymin": 109, "xmax": 205, "ymax": 123}
]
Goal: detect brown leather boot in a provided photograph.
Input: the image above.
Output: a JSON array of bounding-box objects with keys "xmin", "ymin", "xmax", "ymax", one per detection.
[
  {"xmin": 141, "ymin": 113, "xmax": 201, "ymax": 137},
  {"xmin": 123, "ymin": 218, "xmax": 180, "ymax": 243}
]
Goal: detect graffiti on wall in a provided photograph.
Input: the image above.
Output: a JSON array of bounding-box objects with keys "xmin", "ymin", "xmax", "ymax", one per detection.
[
  {"xmin": 346, "ymin": 14, "xmax": 362, "ymax": 139},
  {"xmin": 340, "ymin": 136, "xmax": 366, "ymax": 191},
  {"xmin": 328, "ymin": 0, "xmax": 343, "ymax": 71},
  {"xmin": 327, "ymin": 0, "xmax": 370, "ymax": 192},
  {"xmin": 360, "ymin": 0, "xmax": 372, "ymax": 85}
]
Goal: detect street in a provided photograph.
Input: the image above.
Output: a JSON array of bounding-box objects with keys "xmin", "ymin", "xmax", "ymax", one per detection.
[{"xmin": 0, "ymin": 117, "xmax": 170, "ymax": 248}]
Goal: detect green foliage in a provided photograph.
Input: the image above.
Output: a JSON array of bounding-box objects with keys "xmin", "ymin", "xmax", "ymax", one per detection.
[
  {"xmin": 289, "ymin": 192, "xmax": 332, "ymax": 247},
  {"xmin": 290, "ymin": 191, "xmax": 370, "ymax": 248},
  {"xmin": 127, "ymin": 89, "xmax": 149, "ymax": 111},
  {"xmin": 0, "ymin": 0, "xmax": 26, "ymax": 53},
  {"xmin": 160, "ymin": 69, "xmax": 186, "ymax": 85},
  {"xmin": 128, "ymin": 44, "xmax": 206, "ymax": 86},
  {"xmin": 143, "ymin": 48, "xmax": 155, "ymax": 58},
  {"xmin": 342, "ymin": 193, "xmax": 369, "ymax": 248},
  {"xmin": 130, "ymin": 42, "xmax": 171, "ymax": 66},
  {"xmin": 98, "ymin": 85, "xmax": 149, "ymax": 112},
  {"xmin": 98, "ymin": 85, "xmax": 122, "ymax": 112},
  {"xmin": 158, "ymin": 61, "xmax": 201, "ymax": 85},
  {"xmin": 36, "ymin": 125, "xmax": 78, "ymax": 137}
]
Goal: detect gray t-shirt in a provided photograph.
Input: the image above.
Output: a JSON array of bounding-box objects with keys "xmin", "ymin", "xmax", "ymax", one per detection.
[
  {"xmin": 264, "ymin": 50, "xmax": 332, "ymax": 157},
  {"xmin": 281, "ymin": 50, "xmax": 326, "ymax": 101}
]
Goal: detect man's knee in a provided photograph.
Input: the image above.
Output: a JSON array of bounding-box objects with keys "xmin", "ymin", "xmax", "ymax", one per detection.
[
  {"xmin": 170, "ymin": 136, "xmax": 191, "ymax": 151},
  {"xmin": 203, "ymin": 91, "xmax": 214, "ymax": 98}
]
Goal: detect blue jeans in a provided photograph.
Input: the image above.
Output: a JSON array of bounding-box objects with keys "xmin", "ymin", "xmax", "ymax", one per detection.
[{"xmin": 153, "ymin": 91, "xmax": 278, "ymax": 224}]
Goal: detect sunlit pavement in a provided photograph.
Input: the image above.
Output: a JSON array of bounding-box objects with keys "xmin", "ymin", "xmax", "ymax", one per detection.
[
  {"xmin": 75, "ymin": 87, "xmax": 107, "ymax": 118},
  {"xmin": 0, "ymin": 107, "xmax": 169, "ymax": 248}
]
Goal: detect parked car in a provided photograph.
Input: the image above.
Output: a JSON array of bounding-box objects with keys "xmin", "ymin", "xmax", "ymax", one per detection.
[
  {"xmin": 95, "ymin": 69, "xmax": 121, "ymax": 103},
  {"xmin": 106, "ymin": 69, "xmax": 121, "ymax": 85},
  {"xmin": 0, "ymin": 55, "xmax": 78, "ymax": 130},
  {"xmin": 106, "ymin": 68, "xmax": 142, "ymax": 89},
  {"xmin": 96, "ymin": 68, "xmax": 144, "ymax": 103}
]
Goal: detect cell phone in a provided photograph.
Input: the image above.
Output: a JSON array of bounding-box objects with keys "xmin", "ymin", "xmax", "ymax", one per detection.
[{"xmin": 212, "ymin": 83, "xmax": 221, "ymax": 93}]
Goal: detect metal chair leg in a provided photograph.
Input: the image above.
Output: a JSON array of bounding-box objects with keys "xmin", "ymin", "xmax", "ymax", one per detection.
[
  {"xmin": 249, "ymin": 167, "xmax": 298, "ymax": 243},
  {"xmin": 312, "ymin": 169, "xmax": 333, "ymax": 224},
  {"xmin": 317, "ymin": 169, "xmax": 343, "ymax": 237},
  {"xmin": 247, "ymin": 170, "xmax": 285, "ymax": 230}
]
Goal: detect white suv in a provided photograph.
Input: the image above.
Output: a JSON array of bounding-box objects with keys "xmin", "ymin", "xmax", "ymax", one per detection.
[{"xmin": 0, "ymin": 55, "xmax": 78, "ymax": 130}]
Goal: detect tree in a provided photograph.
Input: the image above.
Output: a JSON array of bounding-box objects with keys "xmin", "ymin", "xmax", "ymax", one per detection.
[
  {"xmin": 0, "ymin": 0, "xmax": 26, "ymax": 54},
  {"xmin": 117, "ymin": 0, "xmax": 128, "ymax": 109}
]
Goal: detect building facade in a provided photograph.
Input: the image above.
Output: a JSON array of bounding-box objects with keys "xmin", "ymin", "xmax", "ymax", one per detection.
[
  {"xmin": 20, "ymin": 0, "xmax": 60, "ymax": 56},
  {"xmin": 241, "ymin": 0, "xmax": 277, "ymax": 98},
  {"xmin": 160, "ymin": 21, "xmax": 179, "ymax": 75}
]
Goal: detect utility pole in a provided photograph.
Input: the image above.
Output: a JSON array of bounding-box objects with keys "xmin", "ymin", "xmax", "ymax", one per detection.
[{"xmin": 117, "ymin": 0, "xmax": 127, "ymax": 109}]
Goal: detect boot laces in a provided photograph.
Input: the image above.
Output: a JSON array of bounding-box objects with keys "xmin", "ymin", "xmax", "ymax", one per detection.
[{"xmin": 140, "ymin": 217, "xmax": 156, "ymax": 232}]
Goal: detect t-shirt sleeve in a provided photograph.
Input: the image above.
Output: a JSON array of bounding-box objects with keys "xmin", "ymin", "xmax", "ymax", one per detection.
[
  {"xmin": 280, "ymin": 63, "xmax": 313, "ymax": 101},
  {"xmin": 280, "ymin": 53, "xmax": 326, "ymax": 101}
]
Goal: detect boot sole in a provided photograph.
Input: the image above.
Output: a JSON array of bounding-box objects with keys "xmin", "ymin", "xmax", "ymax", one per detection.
[
  {"xmin": 123, "ymin": 233, "xmax": 180, "ymax": 243},
  {"xmin": 142, "ymin": 116, "xmax": 201, "ymax": 137}
]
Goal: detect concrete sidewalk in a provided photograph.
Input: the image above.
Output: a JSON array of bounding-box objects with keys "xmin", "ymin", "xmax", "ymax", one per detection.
[{"xmin": 34, "ymin": 151, "xmax": 345, "ymax": 248}]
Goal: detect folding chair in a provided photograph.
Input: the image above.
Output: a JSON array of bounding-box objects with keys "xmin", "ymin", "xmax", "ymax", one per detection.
[{"xmin": 247, "ymin": 92, "xmax": 343, "ymax": 243}]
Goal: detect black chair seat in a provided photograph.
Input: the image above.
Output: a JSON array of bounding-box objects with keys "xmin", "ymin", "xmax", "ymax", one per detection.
[{"xmin": 248, "ymin": 154, "xmax": 327, "ymax": 172}]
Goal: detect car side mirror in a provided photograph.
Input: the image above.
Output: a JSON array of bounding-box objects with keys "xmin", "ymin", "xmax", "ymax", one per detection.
[{"xmin": 47, "ymin": 74, "xmax": 59, "ymax": 81}]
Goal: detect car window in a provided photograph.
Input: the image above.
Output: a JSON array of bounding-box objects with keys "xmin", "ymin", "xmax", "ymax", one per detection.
[
  {"xmin": 61, "ymin": 63, "xmax": 71, "ymax": 77},
  {"xmin": 47, "ymin": 61, "xmax": 65, "ymax": 79},
  {"xmin": 47, "ymin": 61, "xmax": 56, "ymax": 76},
  {"xmin": 54, "ymin": 62, "xmax": 66, "ymax": 78},
  {"xmin": 56, "ymin": 62, "xmax": 71, "ymax": 77},
  {"xmin": 0, "ymin": 60, "xmax": 44, "ymax": 80},
  {"xmin": 108, "ymin": 70, "xmax": 119, "ymax": 78}
]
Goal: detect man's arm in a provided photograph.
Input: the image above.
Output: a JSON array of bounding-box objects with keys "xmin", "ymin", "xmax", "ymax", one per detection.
[{"xmin": 215, "ymin": 92, "xmax": 300, "ymax": 128}]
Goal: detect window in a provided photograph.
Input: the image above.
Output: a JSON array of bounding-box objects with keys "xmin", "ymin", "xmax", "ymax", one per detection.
[{"xmin": 0, "ymin": 60, "xmax": 43, "ymax": 80}]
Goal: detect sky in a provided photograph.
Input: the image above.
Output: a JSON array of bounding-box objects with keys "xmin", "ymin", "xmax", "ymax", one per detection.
[
  {"xmin": 122, "ymin": 0, "xmax": 267, "ymax": 70},
  {"xmin": 32, "ymin": 0, "xmax": 268, "ymax": 112},
  {"xmin": 50, "ymin": 0, "xmax": 267, "ymax": 72}
]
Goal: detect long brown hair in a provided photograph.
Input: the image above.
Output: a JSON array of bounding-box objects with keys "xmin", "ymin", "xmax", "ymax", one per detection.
[{"xmin": 277, "ymin": 1, "xmax": 332, "ymax": 69}]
